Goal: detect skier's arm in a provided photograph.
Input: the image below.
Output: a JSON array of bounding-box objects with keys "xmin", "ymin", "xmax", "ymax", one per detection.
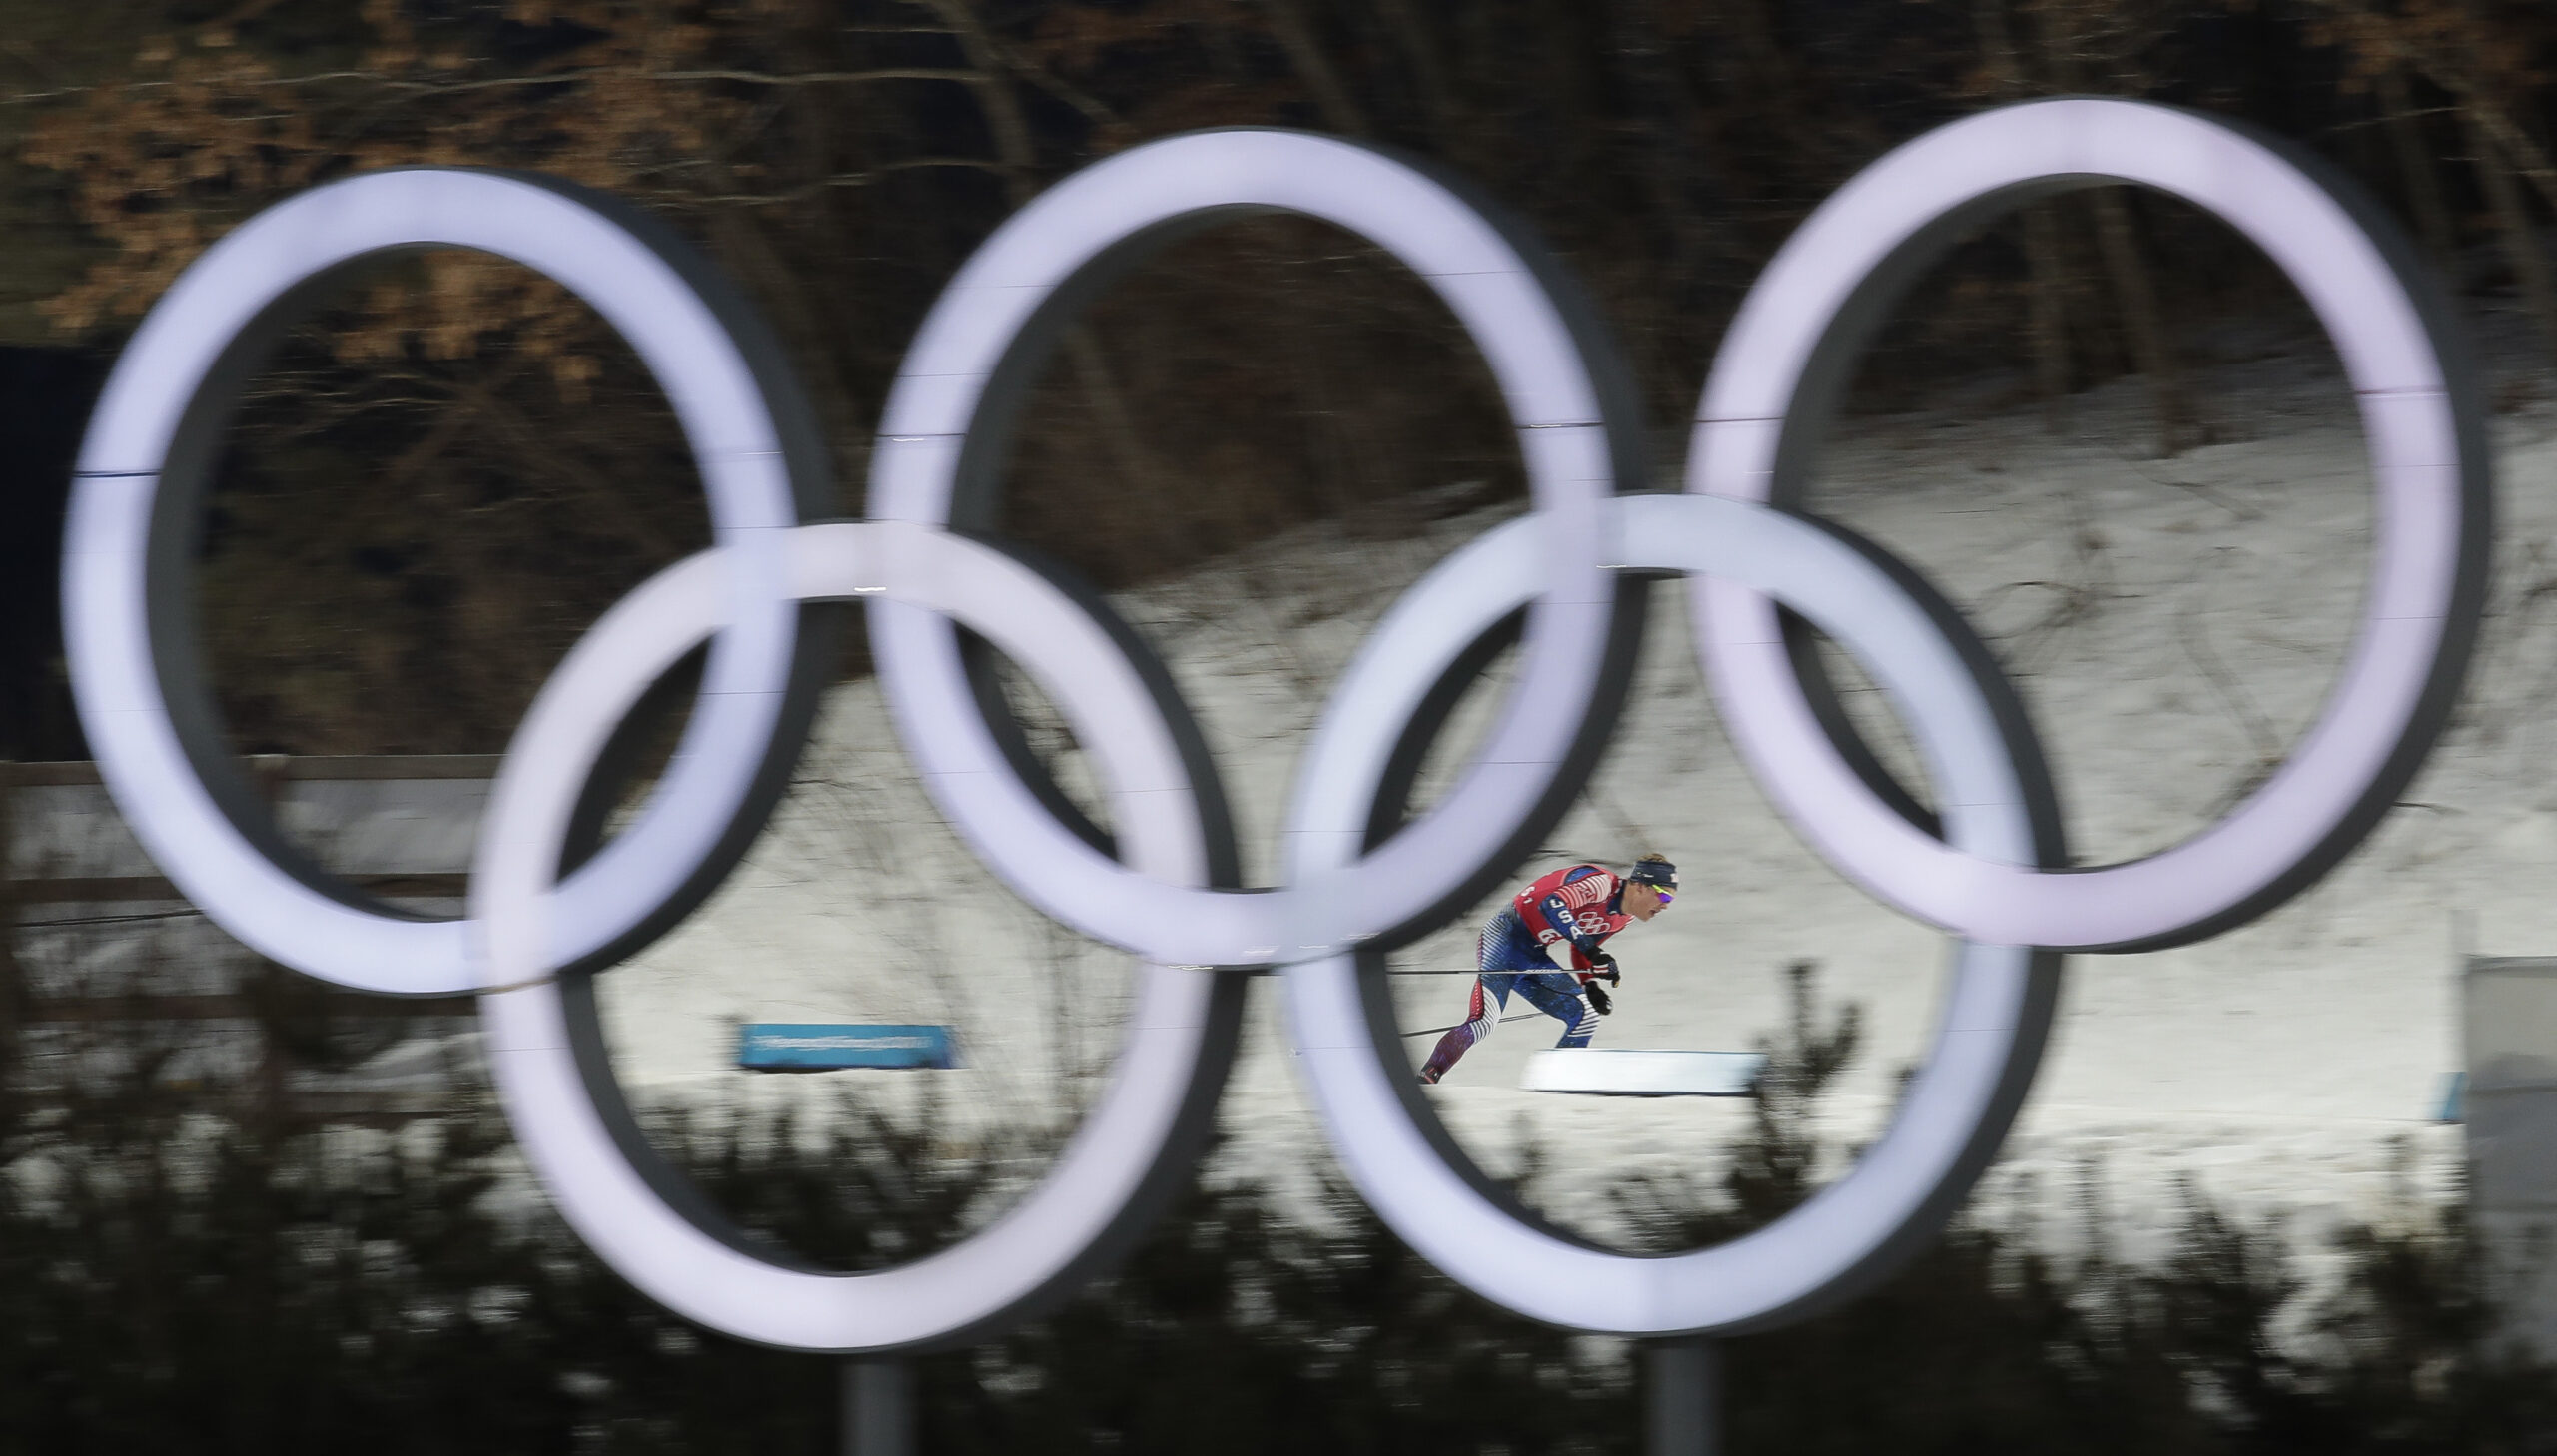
[{"xmin": 1532, "ymin": 890, "xmax": 1602, "ymax": 963}]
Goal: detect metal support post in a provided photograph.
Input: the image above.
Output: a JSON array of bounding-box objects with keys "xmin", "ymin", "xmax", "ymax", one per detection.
[
  {"xmin": 1647, "ymin": 1336, "xmax": 1720, "ymax": 1456},
  {"xmin": 843, "ymin": 1357, "xmax": 914, "ymax": 1456}
]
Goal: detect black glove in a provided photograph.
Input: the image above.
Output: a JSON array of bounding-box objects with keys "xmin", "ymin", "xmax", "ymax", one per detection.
[
  {"xmin": 1584, "ymin": 982, "xmax": 1613, "ymax": 1016},
  {"xmin": 1589, "ymin": 951, "xmax": 1620, "ymax": 985}
]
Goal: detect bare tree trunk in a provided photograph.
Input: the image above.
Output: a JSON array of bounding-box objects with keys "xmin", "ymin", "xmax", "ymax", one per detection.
[
  {"xmin": 1263, "ymin": 0, "xmax": 1371, "ymax": 137},
  {"xmin": 2023, "ymin": 207, "xmax": 2072, "ymax": 430},
  {"xmin": 1060, "ymin": 344, "xmax": 1186, "ymax": 559},
  {"xmin": 2022, "ymin": 0, "xmax": 2193, "ymax": 453},
  {"xmin": 2379, "ymin": 66, "xmax": 2457, "ymax": 269},
  {"xmin": 1609, "ymin": 0, "xmax": 1714, "ymax": 396},
  {"xmin": 2463, "ymin": 94, "xmax": 2557, "ymax": 227},
  {"xmin": 931, "ymin": 0, "xmax": 1179, "ymax": 545},
  {"xmin": 1373, "ymin": 0, "xmax": 1462, "ymax": 156},
  {"xmin": 1975, "ymin": 0, "xmax": 2072, "ymax": 429},
  {"xmin": 2367, "ymin": 0, "xmax": 2557, "ymax": 227},
  {"xmin": 1727, "ymin": 0, "xmax": 1802, "ymax": 129},
  {"xmin": 2464, "ymin": 108, "xmax": 2557, "ymax": 366},
  {"xmin": 2382, "ymin": 0, "xmax": 2557, "ymax": 363},
  {"xmin": 2086, "ymin": 190, "xmax": 2197, "ymax": 454},
  {"xmin": 932, "ymin": 0, "xmax": 1037, "ymax": 203}
]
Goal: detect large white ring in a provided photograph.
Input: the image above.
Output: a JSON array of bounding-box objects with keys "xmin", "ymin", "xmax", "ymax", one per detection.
[
  {"xmin": 1692, "ymin": 99, "xmax": 2488, "ymax": 952},
  {"xmin": 62, "ymin": 169, "xmax": 828, "ymax": 995},
  {"xmin": 476, "ymin": 523, "xmax": 1243, "ymax": 1351},
  {"xmin": 870, "ymin": 128, "xmax": 1639, "ymax": 969},
  {"xmin": 1283, "ymin": 494, "xmax": 2059, "ymax": 1335}
]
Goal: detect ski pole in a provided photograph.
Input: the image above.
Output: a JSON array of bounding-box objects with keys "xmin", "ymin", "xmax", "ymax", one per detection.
[{"xmin": 1400, "ymin": 1011, "xmax": 1543, "ymax": 1039}]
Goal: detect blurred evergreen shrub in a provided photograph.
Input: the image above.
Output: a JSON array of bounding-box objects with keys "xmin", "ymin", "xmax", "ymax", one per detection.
[{"xmin": 0, "ymin": 966, "xmax": 2541, "ymax": 1454}]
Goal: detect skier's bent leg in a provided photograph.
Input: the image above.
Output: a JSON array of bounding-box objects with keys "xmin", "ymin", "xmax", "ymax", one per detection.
[
  {"xmin": 1420, "ymin": 974, "xmax": 1512, "ymax": 1083},
  {"xmin": 1419, "ymin": 1024, "xmax": 1474, "ymax": 1083},
  {"xmin": 1516, "ymin": 973, "xmax": 1602, "ymax": 1050},
  {"xmin": 1554, "ymin": 999, "xmax": 1601, "ymax": 1049}
]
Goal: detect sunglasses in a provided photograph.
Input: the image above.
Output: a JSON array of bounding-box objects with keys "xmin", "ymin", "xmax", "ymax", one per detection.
[{"xmin": 1644, "ymin": 888, "xmax": 1674, "ymax": 906}]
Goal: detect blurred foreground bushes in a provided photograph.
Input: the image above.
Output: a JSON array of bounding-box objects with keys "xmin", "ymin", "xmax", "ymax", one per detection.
[{"xmin": 0, "ymin": 971, "xmax": 2542, "ymax": 1454}]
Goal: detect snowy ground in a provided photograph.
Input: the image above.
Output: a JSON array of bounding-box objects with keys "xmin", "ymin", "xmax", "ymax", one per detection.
[{"xmin": 588, "ymin": 336, "xmax": 2557, "ymax": 1269}]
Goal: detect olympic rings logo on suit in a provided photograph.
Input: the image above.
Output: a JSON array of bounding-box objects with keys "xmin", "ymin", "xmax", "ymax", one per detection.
[{"xmin": 60, "ymin": 99, "xmax": 2487, "ymax": 1351}]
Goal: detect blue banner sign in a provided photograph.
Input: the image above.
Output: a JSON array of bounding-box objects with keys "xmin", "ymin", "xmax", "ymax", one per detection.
[{"xmin": 737, "ymin": 1024, "xmax": 961, "ymax": 1072}]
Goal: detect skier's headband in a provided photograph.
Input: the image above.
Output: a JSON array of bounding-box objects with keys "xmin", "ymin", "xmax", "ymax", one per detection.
[{"xmin": 1627, "ymin": 858, "xmax": 1678, "ymax": 891}]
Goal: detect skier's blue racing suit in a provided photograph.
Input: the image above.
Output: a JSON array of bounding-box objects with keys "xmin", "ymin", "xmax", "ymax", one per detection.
[{"xmin": 1419, "ymin": 864, "xmax": 1628, "ymax": 1082}]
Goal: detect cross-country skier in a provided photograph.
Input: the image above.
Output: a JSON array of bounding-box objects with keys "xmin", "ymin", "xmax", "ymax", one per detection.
[{"xmin": 1417, "ymin": 853, "xmax": 1677, "ymax": 1085}]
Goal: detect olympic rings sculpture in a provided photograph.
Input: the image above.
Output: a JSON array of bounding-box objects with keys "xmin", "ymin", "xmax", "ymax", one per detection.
[{"xmin": 61, "ymin": 99, "xmax": 2485, "ymax": 1349}]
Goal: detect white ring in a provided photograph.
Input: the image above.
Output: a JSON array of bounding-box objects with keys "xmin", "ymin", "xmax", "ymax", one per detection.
[
  {"xmin": 476, "ymin": 523, "xmax": 1241, "ymax": 1351},
  {"xmin": 1691, "ymin": 98, "xmax": 2486, "ymax": 951},
  {"xmin": 63, "ymin": 169, "xmax": 821, "ymax": 995},
  {"xmin": 1283, "ymin": 494, "xmax": 2055, "ymax": 1335},
  {"xmin": 870, "ymin": 128, "xmax": 1635, "ymax": 969}
]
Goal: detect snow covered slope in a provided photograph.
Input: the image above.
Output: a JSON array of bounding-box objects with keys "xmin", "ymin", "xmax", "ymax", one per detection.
[{"xmin": 591, "ymin": 348, "xmax": 2557, "ymax": 1258}]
